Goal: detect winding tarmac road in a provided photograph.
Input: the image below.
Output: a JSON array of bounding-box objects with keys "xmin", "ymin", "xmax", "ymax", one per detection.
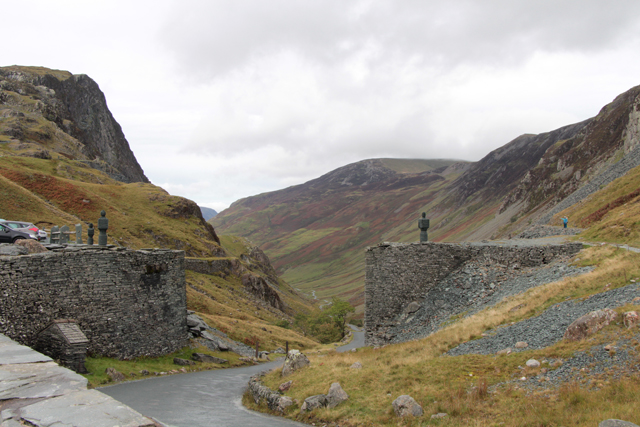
[{"xmin": 101, "ymin": 326, "xmax": 365, "ymax": 427}]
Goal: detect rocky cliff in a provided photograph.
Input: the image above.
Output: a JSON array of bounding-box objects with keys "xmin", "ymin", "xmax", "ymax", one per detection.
[{"xmin": 0, "ymin": 65, "xmax": 148, "ymax": 183}]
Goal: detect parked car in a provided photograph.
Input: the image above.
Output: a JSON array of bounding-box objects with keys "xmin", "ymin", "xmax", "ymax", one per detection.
[
  {"xmin": 0, "ymin": 221, "xmax": 45, "ymax": 241},
  {"xmin": 0, "ymin": 223, "xmax": 35, "ymax": 243}
]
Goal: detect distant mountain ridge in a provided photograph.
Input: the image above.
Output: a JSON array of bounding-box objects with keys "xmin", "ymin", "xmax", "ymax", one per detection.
[
  {"xmin": 200, "ymin": 206, "xmax": 218, "ymax": 221},
  {"xmin": 212, "ymin": 84, "xmax": 640, "ymax": 310}
]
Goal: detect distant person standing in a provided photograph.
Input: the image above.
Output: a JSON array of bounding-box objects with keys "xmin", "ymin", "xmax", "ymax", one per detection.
[{"xmin": 562, "ymin": 216, "xmax": 568, "ymax": 228}]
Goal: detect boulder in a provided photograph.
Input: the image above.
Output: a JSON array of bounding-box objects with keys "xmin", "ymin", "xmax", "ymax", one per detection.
[
  {"xmin": 281, "ymin": 350, "xmax": 310, "ymax": 377},
  {"xmin": 496, "ymin": 348, "xmax": 512, "ymax": 355},
  {"xmin": 514, "ymin": 341, "xmax": 528, "ymax": 349},
  {"xmin": 14, "ymin": 239, "xmax": 48, "ymax": 254},
  {"xmin": 623, "ymin": 311, "xmax": 639, "ymax": 329},
  {"xmin": 173, "ymin": 357, "xmax": 195, "ymax": 366},
  {"xmin": 564, "ymin": 309, "xmax": 618, "ymax": 341},
  {"xmin": 279, "ymin": 381, "xmax": 293, "ymax": 392},
  {"xmin": 192, "ymin": 353, "xmax": 228, "ymax": 364},
  {"xmin": 278, "ymin": 396, "xmax": 294, "ymax": 412},
  {"xmin": 405, "ymin": 301, "xmax": 420, "ymax": 314},
  {"xmin": 599, "ymin": 420, "xmax": 640, "ymax": 427},
  {"xmin": 105, "ymin": 367, "xmax": 125, "ymax": 382},
  {"xmin": 326, "ymin": 382, "xmax": 349, "ymax": 408},
  {"xmin": 301, "ymin": 394, "xmax": 328, "ymax": 412},
  {"xmin": 526, "ymin": 359, "xmax": 540, "ymax": 368},
  {"xmin": 392, "ymin": 395, "xmax": 423, "ymax": 417},
  {"xmin": 350, "ymin": 361, "xmax": 363, "ymax": 369},
  {"xmin": 431, "ymin": 413, "xmax": 448, "ymax": 419}
]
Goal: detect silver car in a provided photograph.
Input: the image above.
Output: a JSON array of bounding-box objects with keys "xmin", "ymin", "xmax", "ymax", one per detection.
[{"xmin": 1, "ymin": 221, "xmax": 45, "ymax": 241}]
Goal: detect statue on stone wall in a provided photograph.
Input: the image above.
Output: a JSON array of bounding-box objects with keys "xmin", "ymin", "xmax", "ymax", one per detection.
[
  {"xmin": 418, "ymin": 212, "xmax": 429, "ymax": 242},
  {"xmin": 98, "ymin": 211, "xmax": 108, "ymax": 246},
  {"xmin": 87, "ymin": 223, "xmax": 94, "ymax": 245}
]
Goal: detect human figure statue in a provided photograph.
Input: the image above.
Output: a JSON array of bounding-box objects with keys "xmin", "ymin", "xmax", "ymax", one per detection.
[
  {"xmin": 418, "ymin": 212, "xmax": 430, "ymax": 242},
  {"xmin": 97, "ymin": 211, "xmax": 108, "ymax": 246},
  {"xmin": 87, "ymin": 223, "xmax": 94, "ymax": 245},
  {"xmin": 562, "ymin": 216, "xmax": 568, "ymax": 229}
]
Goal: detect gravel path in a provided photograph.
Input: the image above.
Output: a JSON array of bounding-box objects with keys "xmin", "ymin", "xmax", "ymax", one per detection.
[{"xmin": 447, "ymin": 282, "xmax": 640, "ymax": 357}]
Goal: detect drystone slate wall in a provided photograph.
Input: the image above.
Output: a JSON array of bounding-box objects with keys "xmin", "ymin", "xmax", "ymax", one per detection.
[
  {"xmin": 184, "ymin": 257, "xmax": 237, "ymax": 276},
  {"xmin": 0, "ymin": 247, "xmax": 187, "ymax": 359},
  {"xmin": 364, "ymin": 242, "xmax": 582, "ymax": 346}
]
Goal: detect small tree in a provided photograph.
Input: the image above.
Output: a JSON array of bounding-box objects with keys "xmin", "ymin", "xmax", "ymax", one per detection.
[{"xmin": 325, "ymin": 297, "xmax": 355, "ymax": 339}]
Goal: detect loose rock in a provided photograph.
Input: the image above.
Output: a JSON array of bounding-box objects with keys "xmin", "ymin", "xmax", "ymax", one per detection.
[
  {"xmin": 392, "ymin": 395, "xmax": 423, "ymax": 417},
  {"xmin": 279, "ymin": 381, "xmax": 293, "ymax": 392},
  {"xmin": 281, "ymin": 350, "xmax": 310, "ymax": 377},
  {"xmin": 173, "ymin": 357, "xmax": 195, "ymax": 366},
  {"xmin": 623, "ymin": 311, "xmax": 638, "ymax": 329},
  {"xmin": 599, "ymin": 420, "xmax": 640, "ymax": 427},
  {"xmin": 301, "ymin": 394, "xmax": 328, "ymax": 413},
  {"xmin": 326, "ymin": 382, "xmax": 349, "ymax": 408},
  {"xmin": 526, "ymin": 359, "xmax": 540, "ymax": 368},
  {"xmin": 350, "ymin": 361, "xmax": 363, "ymax": 369},
  {"xmin": 515, "ymin": 341, "xmax": 528, "ymax": 349},
  {"xmin": 564, "ymin": 308, "xmax": 618, "ymax": 341},
  {"xmin": 192, "ymin": 353, "xmax": 228, "ymax": 364},
  {"xmin": 105, "ymin": 367, "xmax": 125, "ymax": 382}
]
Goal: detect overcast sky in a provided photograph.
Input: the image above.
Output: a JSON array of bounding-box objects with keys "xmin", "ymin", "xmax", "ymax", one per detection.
[{"xmin": 4, "ymin": 1, "xmax": 640, "ymax": 211}]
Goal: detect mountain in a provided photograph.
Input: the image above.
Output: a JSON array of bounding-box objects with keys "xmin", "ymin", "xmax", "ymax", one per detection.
[
  {"xmin": 0, "ymin": 66, "xmax": 317, "ymax": 349},
  {"xmin": 0, "ymin": 65, "xmax": 148, "ymax": 183},
  {"xmin": 212, "ymin": 84, "xmax": 640, "ymax": 311},
  {"xmin": 200, "ymin": 206, "xmax": 218, "ymax": 221}
]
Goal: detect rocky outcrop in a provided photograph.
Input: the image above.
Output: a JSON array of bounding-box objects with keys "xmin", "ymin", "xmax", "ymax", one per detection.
[
  {"xmin": 0, "ymin": 66, "xmax": 148, "ymax": 183},
  {"xmin": 242, "ymin": 274, "xmax": 286, "ymax": 312}
]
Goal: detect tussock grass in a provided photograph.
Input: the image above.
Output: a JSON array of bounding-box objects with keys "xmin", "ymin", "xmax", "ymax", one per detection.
[{"xmin": 252, "ymin": 247, "xmax": 640, "ymax": 426}]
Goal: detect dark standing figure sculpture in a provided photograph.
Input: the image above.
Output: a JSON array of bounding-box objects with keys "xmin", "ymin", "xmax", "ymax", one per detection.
[
  {"xmin": 418, "ymin": 212, "xmax": 430, "ymax": 242},
  {"xmin": 87, "ymin": 223, "xmax": 94, "ymax": 245},
  {"xmin": 98, "ymin": 211, "xmax": 108, "ymax": 246}
]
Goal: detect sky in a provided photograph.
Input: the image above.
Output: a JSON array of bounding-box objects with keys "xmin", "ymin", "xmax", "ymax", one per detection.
[{"xmin": 4, "ymin": 1, "xmax": 640, "ymax": 212}]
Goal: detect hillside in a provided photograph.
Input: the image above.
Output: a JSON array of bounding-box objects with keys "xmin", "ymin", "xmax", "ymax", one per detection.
[
  {"xmin": 0, "ymin": 65, "xmax": 318, "ymax": 352},
  {"xmin": 212, "ymin": 84, "xmax": 640, "ymax": 312}
]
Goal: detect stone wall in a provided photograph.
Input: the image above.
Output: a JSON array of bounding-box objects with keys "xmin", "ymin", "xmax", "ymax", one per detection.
[
  {"xmin": 364, "ymin": 241, "xmax": 582, "ymax": 346},
  {"xmin": 0, "ymin": 247, "xmax": 187, "ymax": 359},
  {"xmin": 184, "ymin": 257, "xmax": 238, "ymax": 276}
]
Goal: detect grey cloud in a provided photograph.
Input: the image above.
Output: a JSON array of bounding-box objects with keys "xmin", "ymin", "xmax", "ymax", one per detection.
[{"xmin": 159, "ymin": 0, "xmax": 640, "ymax": 77}]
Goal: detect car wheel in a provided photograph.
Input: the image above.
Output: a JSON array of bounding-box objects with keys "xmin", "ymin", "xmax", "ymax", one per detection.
[{"xmin": 12, "ymin": 237, "xmax": 25, "ymax": 243}]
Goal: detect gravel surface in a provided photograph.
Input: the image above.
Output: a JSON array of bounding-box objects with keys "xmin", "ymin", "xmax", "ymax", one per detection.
[
  {"xmin": 386, "ymin": 259, "xmax": 593, "ymax": 344},
  {"xmin": 447, "ymin": 282, "xmax": 640, "ymax": 357},
  {"xmin": 489, "ymin": 331, "xmax": 640, "ymax": 394}
]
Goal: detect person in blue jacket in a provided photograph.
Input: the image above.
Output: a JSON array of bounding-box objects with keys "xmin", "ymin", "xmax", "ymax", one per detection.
[{"xmin": 562, "ymin": 217, "xmax": 568, "ymax": 228}]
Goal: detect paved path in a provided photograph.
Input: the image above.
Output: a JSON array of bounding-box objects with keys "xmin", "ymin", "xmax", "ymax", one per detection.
[
  {"xmin": 0, "ymin": 334, "xmax": 154, "ymax": 427},
  {"xmin": 101, "ymin": 326, "xmax": 365, "ymax": 427}
]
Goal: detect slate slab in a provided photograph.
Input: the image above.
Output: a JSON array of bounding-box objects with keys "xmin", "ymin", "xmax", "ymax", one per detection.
[
  {"xmin": 0, "ymin": 361, "xmax": 87, "ymax": 400},
  {"xmin": 0, "ymin": 339, "xmax": 52, "ymax": 365},
  {"xmin": 3, "ymin": 389, "xmax": 156, "ymax": 427}
]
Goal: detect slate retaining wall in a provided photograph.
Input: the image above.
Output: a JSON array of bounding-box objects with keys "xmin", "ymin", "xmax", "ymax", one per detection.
[
  {"xmin": 0, "ymin": 247, "xmax": 187, "ymax": 359},
  {"xmin": 364, "ymin": 242, "xmax": 582, "ymax": 346}
]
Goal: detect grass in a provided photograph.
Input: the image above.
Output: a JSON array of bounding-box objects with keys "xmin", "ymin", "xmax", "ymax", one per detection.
[
  {"xmin": 248, "ymin": 246, "xmax": 640, "ymax": 426},
  {"xmin": 84, "ymin": 344, "xmax": 247, "ymax": 388},
  {"xmin": 558, "ymin": 164, "xmax": 640, "ymax": 247}
]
